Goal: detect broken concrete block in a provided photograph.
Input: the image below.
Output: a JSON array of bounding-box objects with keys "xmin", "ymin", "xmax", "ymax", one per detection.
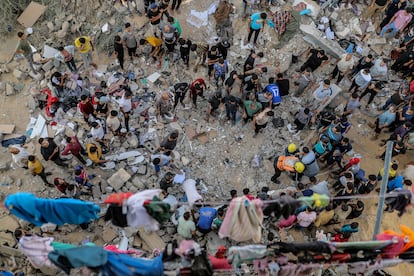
[
  {"xmin": 14, "ymin": 83, "xmax": 25, "ymax": 93},
  {"xmin": 132, "ymin": 177, "xmax": 146, "ymax": 189},
  {"xmin": 169, "ymin": 122, "xmax": 183, "ymax": 133},
  {"xmin": 13, "ymin": 69, "xmax": 27, "ymax": 80},
  {"xmin": 5, "ymin": 83, "xmax": 14, "ymax": 96},
  {"xmin": 102, "ymin": 227, "xmax": 118, "ymax": 243},
  {"xmin": 127, "ymin": 135, "xmax": 139, "ymax": 148},
  {"xmin": 29, "ymin": 71, "xmax": 43, "ymax": 81},
  {"xmin": 300, "ymin": 24, "xmax": 346, "ymax": 58},
  {"xmin": 143, "ymin": 141, "xmax": 157, "ymax": 153},
  {"xmin": 0, "ymin": 216, "xmax": 19, "ymax": 231},
  {"xmin": 181, "ymin": 156, "xmax": 190, "ymax": 166},
  {"xmin": 46, "ymin": 21, "xmax": 54, "ymax": 32},
  {"xmin": 136, "ymin": 164, "xmax": 147, "ymax": 175},
  {"xmin": 41, "ymin": 60, "xmax": 54, "ymax": 71},
  {"xmin": 107, "ymin": 168, "xmax": 131, "ymax": 191},
  {"xmin": 138, "ymin": 228, "xmax": 165, "ymax": 251}
]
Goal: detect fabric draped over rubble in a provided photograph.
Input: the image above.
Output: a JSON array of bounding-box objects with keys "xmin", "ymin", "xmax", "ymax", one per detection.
[
  {"xmin": 219, "ymin": 196, "xmax": 264, "ymax": 242},
  {"xmin": 5, "ymin": 192, "xmax": 100, "ymax": 226}
]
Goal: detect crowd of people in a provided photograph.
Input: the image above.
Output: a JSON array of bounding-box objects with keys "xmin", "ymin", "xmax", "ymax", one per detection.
[{"xmin": 5, "ymin": 0, "xmax": 414, "ymax": 274}]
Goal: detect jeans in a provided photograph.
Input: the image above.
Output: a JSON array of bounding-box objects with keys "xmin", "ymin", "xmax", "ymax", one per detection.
[
  {"xmin": 80, "ymin": 51, "xmax": 93, "ymax": 69},
  {"xmin": 380, "ymin": 22, "xmax": 399, "ymax": 39}
]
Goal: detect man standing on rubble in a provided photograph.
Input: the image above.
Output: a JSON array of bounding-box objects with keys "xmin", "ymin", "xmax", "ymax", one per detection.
[
  {"xmin": 74, "ymin": 35, "xmax": 97, "ymax": 71},
  {"xmin": 15, "ymin": 32, "xmax": 35, "ymax": 72},
  {"xmin": 214, "ymin": 0, "xmax": 234, "ymax": 41},
  {"xmin": 189, "ymin": 78, "xmax": 207, "ymax": 108},
  {"xmin": 299, "ymin": 48, "xmax": 329, "ymax": 72}
]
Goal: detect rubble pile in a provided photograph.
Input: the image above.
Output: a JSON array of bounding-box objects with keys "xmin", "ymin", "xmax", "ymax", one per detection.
[{"xmin": 0, "ymin": 0, "xmax": 406, "ymax": 274}]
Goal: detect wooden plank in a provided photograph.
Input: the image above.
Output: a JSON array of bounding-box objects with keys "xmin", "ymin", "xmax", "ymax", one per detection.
[
  {"xmin": 17, "ymin": 2, "xmax": 47, "ymax": 28},
  {"xmin": 0, "ymin": 124, "xmax": 15, "ymax": 134},
  {"xmin": 137, "ymin": 228, "xmax": 165, "ymax": 251}
]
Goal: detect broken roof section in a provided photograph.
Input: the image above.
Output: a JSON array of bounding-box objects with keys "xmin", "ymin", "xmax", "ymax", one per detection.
[{"xmin": 17, "ymin": 1, "xmax": 47, "ymax": 28}]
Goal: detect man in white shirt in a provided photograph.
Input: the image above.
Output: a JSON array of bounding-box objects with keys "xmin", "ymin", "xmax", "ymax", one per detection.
[
  {"xmin": 90, "ymin": 121, "xmax": 106, "ymax": 147},
  {"xmin": 331, "ymin": 53, "xmax": 354, "ymax": 84},
  {"xmin": 119, "ymin": 91, "xmax": 133, "ymax": 132},
  {"xmin": 106, "ymin": 110, "xmax": 122, "ymax": 136},
  {"xmin": 370, "ymin": 58, "xmax": 388, "ymax": 81}
]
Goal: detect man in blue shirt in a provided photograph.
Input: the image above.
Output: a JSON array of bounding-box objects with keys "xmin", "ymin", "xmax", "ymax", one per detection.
[
  {"xmin": 264, "ymin": 78, "xmax": 281, "ymax": 108},
  {"xmin": 247, "ymin": 12, "xmax": 274, "ymax": 45},
  {"xmin": 197, "ymin": 206, "xmax": 217, "ymax": 234},
  {"xmin": 387, "ymin": 175, "xmax": 404, "ymax": 192}
]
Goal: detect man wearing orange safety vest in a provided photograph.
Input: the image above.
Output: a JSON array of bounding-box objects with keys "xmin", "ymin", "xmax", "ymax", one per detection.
[{"xmin": 271, "ymin": 155, "xmax": 305, "ymax": 184}]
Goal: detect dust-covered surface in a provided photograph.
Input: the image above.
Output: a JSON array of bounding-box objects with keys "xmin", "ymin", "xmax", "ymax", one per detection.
[{"xmin": 0, "ymin": 0, "xmax": 414, "ymax": 275}]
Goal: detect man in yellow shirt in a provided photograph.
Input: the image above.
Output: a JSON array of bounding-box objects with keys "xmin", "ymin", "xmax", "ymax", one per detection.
[
  {"xmin": 28, "ymin": 155, "xmax": 52, "ymax": 186},
  {"xmin": 74, "ymin": 36, "xmax": 96, "ymax": 70},
  {"xmin": 140, "ymin": 37, "xmax": 162, "ymax": 62},
  {"xmin": 86, "ymin": 143, "xmax": 108, "ymax": 165}
]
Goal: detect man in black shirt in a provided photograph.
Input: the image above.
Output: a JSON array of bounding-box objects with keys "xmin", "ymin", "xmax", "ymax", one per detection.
[
  {"xmin": 159, "ymin": 131, "xmax": 179, "ymax": 156},
  {"xmin": 147, "ymin": 3, "xmax": 162, "ymax": 37},
  {"xmin": 114, "ymin": 35, "xmax": 124, "ymax": 70},
  {"xmin": 351, "ymin": 54, "xmax": 373, "ymax": 76},
  {"xmin": 216, "ymin": 39, "xmax": 230, "ymax": 60},
  {"xmin": 276, "ymin": 73, "xmax": 290, "ymax": 96},
  {"xmin": 222, "ymin": 95, "xmax": 242, "ymax": 124},
  {"xmin": 243, "ymin": 50, "xmax": 264, "ymax": 73},
  {"xmin": 299, "ymin": 48, "xmax": 329, "ymax": 72},
  {"xmin": 178, "ymin": 38, "xmax": 192, "ymax": 68},
  {"xmin": 225, "ymin": 70, "xmax": 242, "ymax": 95},
  {"xmin": 207, "ymin": 46, "xmax": 222, "ymax": 80},
  {"xmin": 38, "ymin": 137, "xmax": 68, "ymax": 167},
  {"xmin": 172, "ymin": 82, "xmax": 189, "ymax": 110},
  {"xmin": 207, "ymin": 92, "xmax": 223, "ymax": 121}
]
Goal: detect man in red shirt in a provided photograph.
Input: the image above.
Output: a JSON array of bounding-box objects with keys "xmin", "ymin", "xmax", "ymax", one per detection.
[
  {"xmin": 79, "ymin": 95, "xmax": 95, "ymax": 122},
  {"xmin": 189, "ymin": 78, "xmax": 207, "ymax": 108},
  {"xmin": 61, "ymin": 136, "xmax": 87, "ymax": 164}
]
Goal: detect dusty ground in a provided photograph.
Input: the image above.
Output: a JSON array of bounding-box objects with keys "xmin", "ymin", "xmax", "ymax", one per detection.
[{"xmin": 0, "ymin": 0, "xmax": 414, "ymax": 275}]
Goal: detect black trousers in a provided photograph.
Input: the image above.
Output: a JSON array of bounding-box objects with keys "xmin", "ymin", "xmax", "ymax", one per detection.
[
  {"xmin": 36, "ymin": 168, "xmax": 50, "ymax": 185},
  {"xmin": 331, "ymin": 65, "xmax": 345, "ymax": 83},
  {"xmin": 247, "ymin": 27, "xmax": 260, "ymax": 44},
  {"xmin": 255, "ymin": 122, "xmax": 267, "ymax": 134},
  {"xmin": 171, "ymin": 0, "xmax": 182, "ymax": 10},
  {"xmin": 174, "ymin": 93, "xmax": 185, "ymax": 108}
]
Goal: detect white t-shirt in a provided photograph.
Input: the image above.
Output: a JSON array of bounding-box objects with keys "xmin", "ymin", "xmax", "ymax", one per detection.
[
  {"xmin": 314, "ymin": 82, "xmax": 332, "ymax": 101},
  {"xmin": 119, "ymin": 96, "xmax": 132, "ymax": 113},
  {"xmin": 106, "ymin": 116, "xmax": 121, "ymax": 131},
  {"xmin": 337, "ymin": 54, "xmax": 354, "ymax": 72},
  {"xmin": 91, "ymin": 122, "xmax": 105, "ymax": 139}
]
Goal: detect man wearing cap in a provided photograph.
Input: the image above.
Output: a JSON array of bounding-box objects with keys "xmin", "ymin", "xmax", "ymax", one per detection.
[
  {"xmin": 271, "ymin": 155, "xmax": 304, "ymax": 184},
  {"xmin": 147, "ymin": 3, "xmax": 163, "ymax": 37},
  {"xmin": 216, "ymin": 39, "xmax": 231, "ymax": 60}
]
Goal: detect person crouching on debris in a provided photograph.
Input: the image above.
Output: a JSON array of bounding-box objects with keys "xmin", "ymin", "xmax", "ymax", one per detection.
[
  {"xmin": 271, "ymin": 155, "xmax": 305, "ymax": 184},
  {"xmin": 156, "ymin": 92, "xmax": 174, "ymax": 120}
]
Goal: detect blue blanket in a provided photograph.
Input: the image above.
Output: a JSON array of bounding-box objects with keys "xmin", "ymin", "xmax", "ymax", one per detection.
[{"xmin": 5, "ymin": 193, "xmax": 100, "ymax": 226}]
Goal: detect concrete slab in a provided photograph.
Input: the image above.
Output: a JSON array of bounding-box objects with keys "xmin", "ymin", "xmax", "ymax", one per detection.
[
  {"xmin": 300, "ymin": 24, "xmax": 346, "ymax": 58},
  {"xmin": 105, "ymin": 150, "xmax": 142, "ymax": 161},
  {"xmin": 138, "ymin": 228, "xmax": 165, "ymax": 251},
  {"xmin": 107, "ymin": 168, "xmax": 131, "ymax": 190},
  {"xmin": 17, "ymin": 1, "xmax": 47, "ymax": 27}
]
